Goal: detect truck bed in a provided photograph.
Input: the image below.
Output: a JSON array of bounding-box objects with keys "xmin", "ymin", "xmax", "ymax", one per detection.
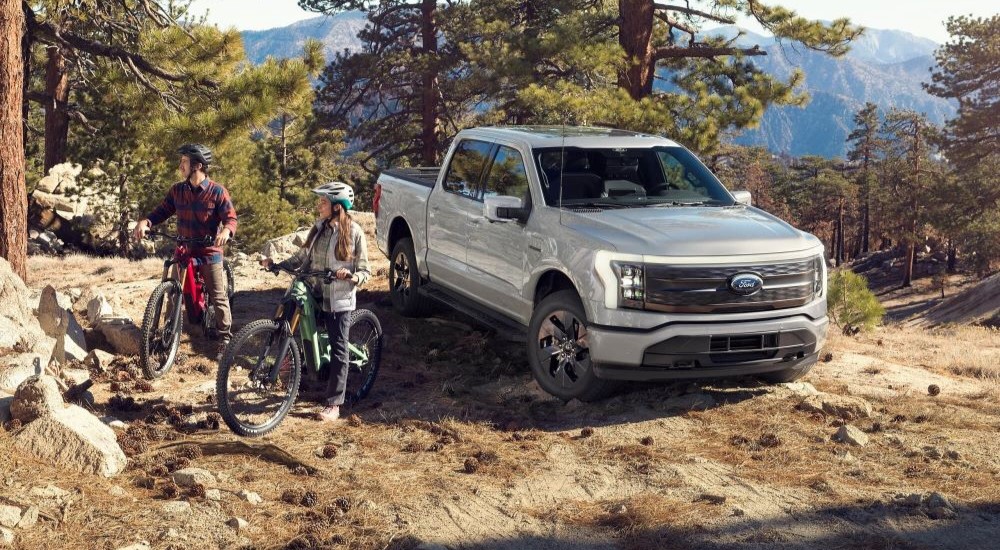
[{"xmin": 382, "ymin": 167, "xmax": 440, "ymax": 188}]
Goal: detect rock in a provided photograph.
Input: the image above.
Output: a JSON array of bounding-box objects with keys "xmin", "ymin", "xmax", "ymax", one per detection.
[
  {"xmin": 799, "ymin": 394, "xmax": 872, "ymax": 420},
  {"xmin": 237, "ymin": 490, "xmax": 262, "ymax": 505},
  {"xmin": 928, "ymin": 506, "xmax": 957, "ymax": 520},
  {"xmin": 833, "ymin": 425, "xmax": 869, "ymax": 446},
  {"xmin": 0, "ymin": 506, "xmax": 21, "ymax": 529},
  {"xmin": 61, "ymin": 368, "xmax": 91, "ymax": 387},
  {"xmin": 36, "ymin": 286, "xmax": 89, "ymax": 363},
  {"xmin": 896, "ymin": 493, "xmax": 923, "ymax": 507},
  {"xmin": 781, "ymin": 382, "xmax": 820, "ymax": 397},
  {"xmin": 0, "ymin": 258, "xmax": 31, "ymax": 322},
  {"xmin": 161, "ymin": 528, "xmax": 183, "ymax": 540},
  {"xmin": 83, "ymin": 349, "xmax": 116, "ymax": 373},
  {"xmin": 11, "ymin": 403, "xmax": 127, "ymax": 477},
  {"xmin": 96, "ymin": 317, "xmax": 141, "ymax": 356},
  {"xmin": 0, "ymin": 392, "xmax": 11, "ymax": 425},
  {"xmin": 15, "ymin": 506, "xmax": 37, "ymax": 529},
  {"xmin": 205, "ymin": 489, "xmax": 222, "ymax": 501},
  {"xmin": 927, "ymin": 492, "xmax": 953, "ymax": 510},
  {"xmin": 116, "ymin": 541, "xmax": 151, "ymax": 550},
  {"xmin": 161, "ymin": 501, "xmax": 191, "ymax": 518},
  {"xmin": 0, "ymin": 317, "xmax": 22, "ymax": 349},
  {"xmin": 106, "ymin": 419, "xmax": 127, "ymax": 430},
  {"xmin": 86, "ymin": 294, "xmax": 113, "ymax": 325},
  {"xmin": 109, "ymin": 485, "xmax": 128, "ymax": 497},
  {"xmin": 9, "ymin": 375, "xmax": 64, "ymax": 423},
  {"xmin": 261, "ymin": 229, "xmax": 310, "ymax": 262},
  {"xmin": 226, "ymin": 517, "xmax": 248, "ymax": 530},
  {"xmin": 0, "ymin": 526, "xmax": 12, "ymax": 545},
  {"xmin": 0, "ymin": 356, "xmax": 44, "ymax": 393},
  {"xmin": 30, "ymin": 485, "xmax": 70, "ymax": 499},
  {"xmin": 172, "ymin": 468, "xmax": 216, "ymax": 488},
  {"xmin": 34, "ymin": 162, "xmax": 82, "ymax": 194}
]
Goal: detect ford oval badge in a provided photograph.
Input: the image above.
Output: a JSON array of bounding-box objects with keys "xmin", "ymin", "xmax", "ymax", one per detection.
[{"xmin": 728, "ymin": 273, "xmax": 764, "ymax": 296}]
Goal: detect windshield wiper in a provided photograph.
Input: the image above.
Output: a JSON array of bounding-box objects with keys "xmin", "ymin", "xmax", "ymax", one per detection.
[
  {"xmin": 561, "ymin": 200, "xmax": 632, "ymax": 209},
  {"xmin": 651, "ymin": 199, "xmax": 727, "ymax": 207}
]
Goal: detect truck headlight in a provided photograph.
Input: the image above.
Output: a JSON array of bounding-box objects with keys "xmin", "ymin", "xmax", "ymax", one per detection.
[
  {"xmin": 614, "ymin": 262, "xmax": 644, "ymax": 308},
  {"xmin": 814, "ymin": 255, "xmax": 826, "ymax": 297}
]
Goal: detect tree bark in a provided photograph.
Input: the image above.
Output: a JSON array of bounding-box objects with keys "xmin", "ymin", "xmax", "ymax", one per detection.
[
  {"xmin": 618, "ymin": 0, "xmax": 655, "ymax": 99},
  {"xmin": 419, "ymin": 0, "xmax": 438, "ymax": 165},
  {"xmin": 279, "ymin": 113, "xmax": 288, "ymax": 200},
  {"xmin": 1, "ymin": 0, "xmax": 28, "ymax": 280},
  {"xmin": 43, "ymin": 45, "xmax": 70, "ymax": 171},
  {"xmin": 836, "ymin": 200, "xmax": 845, "ymax": 266}
]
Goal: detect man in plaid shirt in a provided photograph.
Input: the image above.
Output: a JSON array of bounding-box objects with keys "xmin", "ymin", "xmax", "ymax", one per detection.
[{"xmin": 133, "ymin": 144, "xmax": 238, "ymax": 358}]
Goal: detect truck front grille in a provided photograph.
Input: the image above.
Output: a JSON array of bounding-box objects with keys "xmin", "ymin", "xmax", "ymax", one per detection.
[{"xmin": 643, "ymin": 258, "xmax": 819, "ymax": 314}]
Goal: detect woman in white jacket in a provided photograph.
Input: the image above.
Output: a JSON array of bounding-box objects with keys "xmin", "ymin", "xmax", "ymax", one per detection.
[{"xmin": 261, "ymin": 182, "xmax": 370, "ymax": 422}]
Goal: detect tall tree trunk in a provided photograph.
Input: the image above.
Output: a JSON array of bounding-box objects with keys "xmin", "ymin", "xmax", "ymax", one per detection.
[
  {"xmin": 836, "ymin": 200, "xmax": 845, "ymax": 266},
  {"xmin": 279, "ymin": 113, "xmax": 288, "ymax": 201},
  {"xmin": 902, "ymin": 241, "xmax": 915, "ymax": 287},
  {"xmin": 618, "ymin": 0, "xmax": 655, "ymax": 99},
  {"xmin": 946, "ymin": 239, "xmax": 957, "ymax": 273},
  {"xmin": 43, "ymin": 44, "xmax": 70, "ymax": 171},
  {"xmin": 1, "ymin": 0, "xmax": 28, "ymax": 280},
  {"xmin": 861, "ymin": 198, "xmax": 870, "ymax": 254},
  {"xmin": 419, "ymin": 0, "xmax": 438, "ymax": 165}
]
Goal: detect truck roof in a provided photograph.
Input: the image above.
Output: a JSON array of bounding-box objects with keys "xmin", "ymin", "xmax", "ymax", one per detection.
[{"xmin": 464, "ymin": 125, "xmax": 681, "ymax": 149}]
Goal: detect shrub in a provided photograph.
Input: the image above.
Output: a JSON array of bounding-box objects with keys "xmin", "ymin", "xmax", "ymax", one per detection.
[{"xmin": 827, "ymin": 269, "xmax": 885, "ymax": 334}]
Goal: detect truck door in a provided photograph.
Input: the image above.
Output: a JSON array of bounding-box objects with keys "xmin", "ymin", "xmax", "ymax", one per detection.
[
  {"xmin": 426, "ymin": 138, "xmax": 493, "ymax": 290},
  {"xmin": 465, "ymin": 144, "xmax": 533, "ymax": 321}
]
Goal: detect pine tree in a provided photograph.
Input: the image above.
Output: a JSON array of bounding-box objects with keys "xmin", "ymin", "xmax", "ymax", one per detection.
[{"xmin": 846, "ymin": 102, "xmax": 883, "ymax": 256}]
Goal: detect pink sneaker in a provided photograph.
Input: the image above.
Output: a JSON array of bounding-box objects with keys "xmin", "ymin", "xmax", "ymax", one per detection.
[{"xmin": 317, "ymin": 406, "xmax": 340, "ymax": 422}]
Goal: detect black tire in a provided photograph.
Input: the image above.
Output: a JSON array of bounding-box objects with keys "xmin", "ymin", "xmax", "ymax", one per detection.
[
  {"xmin": 223, "ymin": 259, "xmax": 236, "ymax": 304},
  {"xmin": 216, "ymin": 319, "xmax": 302, "ymax": 437},
  {"xmin": 527, "ymin": 290, "xmax": 618, "ymax": 402},
  {"xmin": 345, "ymin": 309, "xmax": 383, "ymax": 404},
  {"xmin": 389, "ymin": 238, "xmax": 429, "ymax": 317},
  {"xmin": 758, "ymin": 355, "xmax": 817, "ymax": 383},
  {"xmin": 140, "ymin": 280, "xmax": 183, "ymax": 380}
]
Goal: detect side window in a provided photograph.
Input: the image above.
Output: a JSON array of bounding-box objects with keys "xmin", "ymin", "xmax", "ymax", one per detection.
[
  {"xmin": 443, "ymin": 140, "xmax": 493, "ymax": 199},
  {"xmin": 483, "ymin": 146, "xmax": 530, "ymax": 201}
]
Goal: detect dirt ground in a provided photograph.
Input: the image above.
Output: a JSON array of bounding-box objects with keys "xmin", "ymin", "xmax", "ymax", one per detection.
[{"xmin": 4, "ymin": 222, "xmax": 1000, "ymax": 550}]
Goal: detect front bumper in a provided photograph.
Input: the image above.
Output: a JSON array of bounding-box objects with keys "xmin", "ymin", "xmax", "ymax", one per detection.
[{"xmin": 588, "ymin": 314, "xmax": 828, "ymax": 381}]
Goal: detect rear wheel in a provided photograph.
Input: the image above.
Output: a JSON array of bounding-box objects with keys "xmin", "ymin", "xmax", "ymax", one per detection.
[
  {"xmin": 389, "ymin": 238, "xmax": 429, "ymax": 316},
  {"xmin": 527, "ymin": 290, "xmax": 618, "ymax": 402},
  {"xmin": 216, "ymin": 319, "xmax": 302, "ymax": 437},
  {"xmin": 345, "ymin": 309, "xmax": 383, "ymax": 404},
  {"xmin": 140, "ymin": 281, "xmax": 183, "ymax": 380}
]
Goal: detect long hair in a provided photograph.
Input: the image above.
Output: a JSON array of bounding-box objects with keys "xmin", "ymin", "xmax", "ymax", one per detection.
[{"xmin": 332, "ymin": 206, "xmax": 354, "ymax": 261}]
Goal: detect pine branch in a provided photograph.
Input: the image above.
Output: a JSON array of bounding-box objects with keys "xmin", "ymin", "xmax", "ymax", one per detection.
[
  {"xmin": 653, "ymin": 44, "xmax": 767, "ymax": 60},
  {"xmin": 653, "ymin": 3, "xmax": 735, "ymax": 25}
]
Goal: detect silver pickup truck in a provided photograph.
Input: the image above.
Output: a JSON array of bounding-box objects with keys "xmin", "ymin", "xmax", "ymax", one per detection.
[{"xmin": 374, "ymin": 126, "xmax": 828, "ymax": 401}]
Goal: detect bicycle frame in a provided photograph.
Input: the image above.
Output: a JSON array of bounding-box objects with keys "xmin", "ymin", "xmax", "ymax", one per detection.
[
  {"xmin": 160, "ymin": 244, "xmax": 207, "ymax": 324},
  {"xmin": 272, "ymin": 279, "xmax": 370, "ymax": 376}
]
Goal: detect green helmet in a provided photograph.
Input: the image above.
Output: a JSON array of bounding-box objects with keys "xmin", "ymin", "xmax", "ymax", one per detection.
[{"xmin": 312, "ymin": 181, "xmax": 354, "ymax": 210}]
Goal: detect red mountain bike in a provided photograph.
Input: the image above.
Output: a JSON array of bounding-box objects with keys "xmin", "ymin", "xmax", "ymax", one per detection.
[{"xmin": 139, "ymin": 230, "xmax": 235, "ymax": 379}]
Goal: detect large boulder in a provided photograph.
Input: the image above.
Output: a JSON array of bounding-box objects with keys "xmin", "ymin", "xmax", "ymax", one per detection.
[
  {"xmin": 11, "ymin": 403, "xmax": 127, "ymax": 477},
  {"xmin": 33, "ymin": 162, "xmax": 82, "ymax": 194},
  {"xmin": 35, "ymin": 286, "xmax": 88, "ymax": 363},
  {"xmin": 96, "ymin": 317, "xmax": 142, "ymax": 356},
  {"xmin": 9, "ymin": 375, "xmax": 64, "ymax": 424},
  {"xmin": 261, "ymin": 228, "xmax": 310, "ymax": 262},
  {"xmin": 798, "ymin": 394, "xmax": 873, "ymax": 420},
  {"xmin": 86, "ymin": 294, "xmax": 113, "ymax": 325},
  {"xmin": 0, "ymin": 258, "xmax": 30, "ymax": 323}
]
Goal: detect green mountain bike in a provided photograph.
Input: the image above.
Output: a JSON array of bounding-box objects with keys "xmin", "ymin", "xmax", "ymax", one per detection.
[{"xmin": 216, "ymin": 264, "xmax": 382, "ymax": 437}]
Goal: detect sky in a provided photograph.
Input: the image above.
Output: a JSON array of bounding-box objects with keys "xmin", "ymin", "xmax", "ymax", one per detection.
[{"xmin": 187, "ymin": 0, "xmax": 995, "ymax": 43}]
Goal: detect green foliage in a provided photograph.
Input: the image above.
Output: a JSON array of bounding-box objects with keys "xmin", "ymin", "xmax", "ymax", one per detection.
[{"xmin": 827, "ymin": 269, "xmax": 884, "ymax": 335}]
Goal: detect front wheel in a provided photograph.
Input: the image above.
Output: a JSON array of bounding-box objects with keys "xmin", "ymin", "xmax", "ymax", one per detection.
[
  {"xmin": 217, "ymin": 319, "xmax": 302, "ymax": 437},
  {"xmin": 527, "ymin": 290, "xmax": 618, "ymax": 402},
  {"xmin": 140, "ymin": 280, "xmax": 183, "ymax": 379},
  {"xmin": 345, "ymin": 309, "xmax": 383, "ymax": 404}
]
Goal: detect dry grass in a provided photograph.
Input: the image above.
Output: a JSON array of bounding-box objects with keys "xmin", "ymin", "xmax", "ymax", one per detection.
[{"xmin": 26, "ymin": 253, "xmax": 162, "ymax": 290}]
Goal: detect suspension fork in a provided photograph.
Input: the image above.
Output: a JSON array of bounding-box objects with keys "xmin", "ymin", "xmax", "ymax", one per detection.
[{"xmin": 265, "ymin": 309, "xmax": 301, "ymax": 384}]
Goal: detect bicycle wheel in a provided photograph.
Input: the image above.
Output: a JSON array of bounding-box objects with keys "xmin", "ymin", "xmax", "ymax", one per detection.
[
  {"xmin": 216, "ymin": 319, "xmax": 302, "ymax": 437},
  {"xmin": 140, "ymin": 280, "xmax": 183, "ymax": 379},
  {"xmin": 345, "ymin": 309, "xmax": 383, "ymax": 404}
]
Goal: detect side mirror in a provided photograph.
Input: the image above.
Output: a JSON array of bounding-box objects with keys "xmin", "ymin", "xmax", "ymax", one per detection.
[
  {"xmin": 731, "ymin": 190, "xmax": 752, "ymax": 206},
  {"xmin": 484, "ymin": 195, "xmax": 528, "ymax": 223}
]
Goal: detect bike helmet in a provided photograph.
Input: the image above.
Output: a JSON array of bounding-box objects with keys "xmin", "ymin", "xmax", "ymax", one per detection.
[
  {"xmin": 177, "ymin": 143, "xmax": 213, "ymax": 169},
  {"xmin": 312, "ymin": 181, "xmax": 354, "ymax": 210}
]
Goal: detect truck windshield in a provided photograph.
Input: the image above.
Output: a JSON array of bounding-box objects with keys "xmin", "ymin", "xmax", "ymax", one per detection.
[{"xmin": 532, "ymin": 146, "xmax": 735, "ymax": 208}]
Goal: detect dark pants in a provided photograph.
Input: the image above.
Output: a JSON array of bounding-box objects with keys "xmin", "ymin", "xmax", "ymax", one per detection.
[
  {"xmin": 198, "ymin": 262, "xmax": 231, "ymax": 340},
  {"xmin": 324, "ymin": 310, "xmax": 352, "ymax": 406}
]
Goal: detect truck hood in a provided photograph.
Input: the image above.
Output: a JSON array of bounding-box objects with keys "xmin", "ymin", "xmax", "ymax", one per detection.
[{"xmin": 562, "ymin": 206, "xmax": 821, "ymax": 257}]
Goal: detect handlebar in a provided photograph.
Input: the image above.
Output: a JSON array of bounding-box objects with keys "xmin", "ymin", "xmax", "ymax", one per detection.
[
  {"xmin": 146, "ymin": 230, "xmax": 238, "ymax": 247},
  {"xmin": 265, "ymin": 263, "xmax": 336, "ymax": 284}
]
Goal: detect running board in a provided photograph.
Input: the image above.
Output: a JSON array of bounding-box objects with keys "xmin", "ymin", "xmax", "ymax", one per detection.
[{"xmin": 419, "ymin": 283, "xmax": 527, "ymax": 344}]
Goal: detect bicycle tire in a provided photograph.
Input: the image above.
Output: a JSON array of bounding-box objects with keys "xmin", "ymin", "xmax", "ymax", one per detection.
[
  {"xmin": 216, "ymin": 319, "xmax": 302, "ymax": 437},
  {"xmin": 345, "ymin": 309, "xmax": 383, "ymax": 404},
  {"xmin": 139, "ymin": 280, "xmax": 183, "ymax": 380}
]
